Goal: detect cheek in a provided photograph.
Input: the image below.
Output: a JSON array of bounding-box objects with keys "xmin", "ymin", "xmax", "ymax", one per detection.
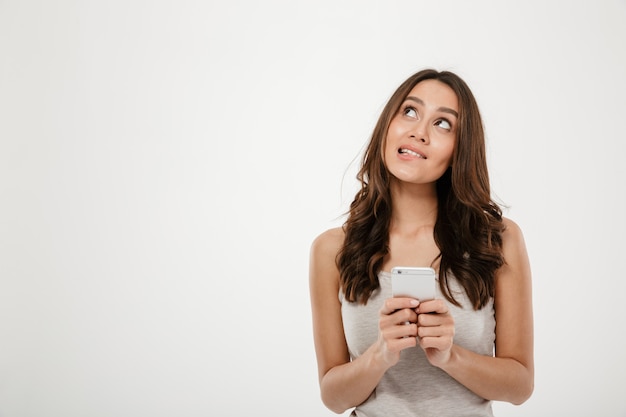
[
  {"xmin": 383, "ymin": 126, "xmax": 400, "ymax": 157},
  {"xmin": 386, "ymin": 117, "xmax": 406, "ymax": 141},
  {"xmin": 436, "ymin": 140, "xmax": 455, "ymax": 167},
  {"xmin": 445, "ymin": 143, "xmax": 455, "ymax": 163}
]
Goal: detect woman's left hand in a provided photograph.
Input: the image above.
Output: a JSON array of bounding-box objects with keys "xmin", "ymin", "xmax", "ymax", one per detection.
[{"xmin": 415, "ymin": 299, "xmax": 455, "ymax": 367}]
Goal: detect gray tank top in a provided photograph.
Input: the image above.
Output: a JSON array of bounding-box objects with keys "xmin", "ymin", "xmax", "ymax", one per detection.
[{"xmin": 340, "ymin": 271, "xmax": 495, "ymax": 417}]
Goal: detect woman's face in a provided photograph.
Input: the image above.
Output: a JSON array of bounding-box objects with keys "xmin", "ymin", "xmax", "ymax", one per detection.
[{"xmin": 384, "ymin": 79, "xmax": 459, "ymax": 186}]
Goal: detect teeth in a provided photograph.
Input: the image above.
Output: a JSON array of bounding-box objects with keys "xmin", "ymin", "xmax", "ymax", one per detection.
[{"xmin": 400, "ymin": 148, "xmax": 423, "ymax": 158}]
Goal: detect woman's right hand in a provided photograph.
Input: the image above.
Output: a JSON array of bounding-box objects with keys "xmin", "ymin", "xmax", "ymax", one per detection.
[{"xmin": 376, "ymin": 297, "xmax": 420, "ymax": 367}]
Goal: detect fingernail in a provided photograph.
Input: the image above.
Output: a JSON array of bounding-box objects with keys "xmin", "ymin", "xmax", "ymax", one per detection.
[{"xmin": 410, "ymin": 299, "xmax": 419, "ymax": 307}]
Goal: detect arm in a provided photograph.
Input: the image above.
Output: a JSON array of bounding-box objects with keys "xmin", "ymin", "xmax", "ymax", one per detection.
[
  {"xmin": 309, "ymin": 228, "xmax": 420, "ymax": 413},
  {"xmin": 417, "ymin": 218, "xmax": 534, "ymax": 404}
]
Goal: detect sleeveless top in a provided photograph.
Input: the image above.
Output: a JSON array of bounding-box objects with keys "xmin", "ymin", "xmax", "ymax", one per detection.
[{"xmin": 340, "ymin": 271, "xmax": 495, "ymax": 417}]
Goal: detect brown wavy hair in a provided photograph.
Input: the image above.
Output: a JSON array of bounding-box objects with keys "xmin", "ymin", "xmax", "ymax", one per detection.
[{"xmin": 337, "ymin": 69, "xmax": 504, "ymax": 309}]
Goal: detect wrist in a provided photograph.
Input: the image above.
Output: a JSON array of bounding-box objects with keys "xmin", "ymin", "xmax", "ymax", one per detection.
[
  {"xmin": 367, "ymin": 339, "xmax": 397, "ymax": 373},
  {"xmin": 436, "ymin": 344, "xmax": 459, "ymax": 372}
]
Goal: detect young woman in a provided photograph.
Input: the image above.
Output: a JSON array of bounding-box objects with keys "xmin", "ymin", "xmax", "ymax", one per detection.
[{"xmin": 309, "ymin": 69, "xmax": 533, "ymax": 416}]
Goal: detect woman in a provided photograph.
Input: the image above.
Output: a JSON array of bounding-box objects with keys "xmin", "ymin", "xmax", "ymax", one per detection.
[{"xmin": 309, "ymin": 69, "xmax": 533, "ymax": 416}]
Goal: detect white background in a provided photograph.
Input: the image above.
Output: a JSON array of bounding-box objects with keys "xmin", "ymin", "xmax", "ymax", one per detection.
[{"xmin": 1, "ymin": 1, "xmax": 625, "ymax": 416}]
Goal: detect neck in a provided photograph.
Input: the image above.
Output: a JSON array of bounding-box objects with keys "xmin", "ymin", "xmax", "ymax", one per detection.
[{"xmin": 389, "ymin": 180, "xmax": 438, "ymax": 232}]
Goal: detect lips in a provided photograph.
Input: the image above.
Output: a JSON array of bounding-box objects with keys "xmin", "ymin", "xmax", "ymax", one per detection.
[{"xmin": 398, "ymin": 147, "xmax": 426, "ymax": 159}]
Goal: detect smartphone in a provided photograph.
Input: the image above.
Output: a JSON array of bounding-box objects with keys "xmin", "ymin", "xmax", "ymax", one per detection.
[{"xmin": 391, "ymin": 266, "xmax": 436, "ymax": 301}]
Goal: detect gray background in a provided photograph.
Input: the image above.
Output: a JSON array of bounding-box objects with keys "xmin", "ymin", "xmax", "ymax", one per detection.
[{"xmin": 1, "ymin": 1, "xmax": 625, "ymax": 416}]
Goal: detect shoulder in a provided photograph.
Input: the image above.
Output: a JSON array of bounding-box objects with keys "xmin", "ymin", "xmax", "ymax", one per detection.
[
  {"xmin": 499, "ymin": 217, "xmax": 531, "ymax": 278},
  {"xmin": 310, "ymin": 227, "xmax": 345, "ymax": 262},
  {"xmin": 501, "ymin": 217, "xmax": 527, "ymax": 252},
  {"xmin": 309, "ymin": 227, "xmax": 345, "ymax": 290}
]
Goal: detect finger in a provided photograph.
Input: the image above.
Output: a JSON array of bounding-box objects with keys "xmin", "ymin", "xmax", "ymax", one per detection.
[
  {"xmin": 380, "ymin": 297, "xmax": 419, "ymax": 315},
  {"xmin": 417, "ymin": 323, "xmax": 454, "ymax": 339},
  {"xmin": 380, "ymin": 309, "xmax": 418, "ymax": 332},
  {"xmin": 418, "ymin": 335, "xmax": 453, "ymax": 351},
  {"xmin": 417, "ymin": 311, "xmax": 453, "ymax": 327},
  {"xmin": 387, "ymin": 335, "xmax": 418, "ymax": 352},
  {"xmin": 394, "ymin": 308, "xmax": 418, "ymax": 325},
  {"xmin": 384, "ymin": 322, "xmax": 419, "ymax": 340},
  {"xmin": 416, "ymin": 299, "xmax": 449, "ymax": 314}
]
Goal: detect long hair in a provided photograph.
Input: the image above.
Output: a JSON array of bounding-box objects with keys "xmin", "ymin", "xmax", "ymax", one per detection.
[{"xmin": 337, "ymin": 69, "xmax": 504, "ymax": 309}]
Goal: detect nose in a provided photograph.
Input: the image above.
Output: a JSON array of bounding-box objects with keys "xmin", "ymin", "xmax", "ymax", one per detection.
[{"xmin": 409, "ymin": 120, "xmax": 429, "ymax": 144}]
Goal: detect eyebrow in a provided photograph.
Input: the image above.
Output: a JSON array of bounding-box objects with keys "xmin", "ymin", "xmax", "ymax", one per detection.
[{"xmin": 405, "ymin": 96, "xmax": 459, "ymax": 118}]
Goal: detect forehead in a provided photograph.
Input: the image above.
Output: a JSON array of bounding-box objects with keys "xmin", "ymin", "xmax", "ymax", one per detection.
[{"xmin": 405, "ymin": 79, "xmax": 459, "ymax": 113}]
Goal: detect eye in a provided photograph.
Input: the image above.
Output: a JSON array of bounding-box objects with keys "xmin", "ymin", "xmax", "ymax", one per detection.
[
  {"xmin": 435, "ymin": 118, "xmax": 452, "ymax": 131},
  {"xmin": 402, "ymin": 105, "xmax": 418, "ymax": 119}
]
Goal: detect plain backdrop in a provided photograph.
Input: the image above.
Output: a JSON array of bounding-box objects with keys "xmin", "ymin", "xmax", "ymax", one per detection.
[{"xmin": 1, "ymin": 1, "xmax": 625, "ymax": 416}]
